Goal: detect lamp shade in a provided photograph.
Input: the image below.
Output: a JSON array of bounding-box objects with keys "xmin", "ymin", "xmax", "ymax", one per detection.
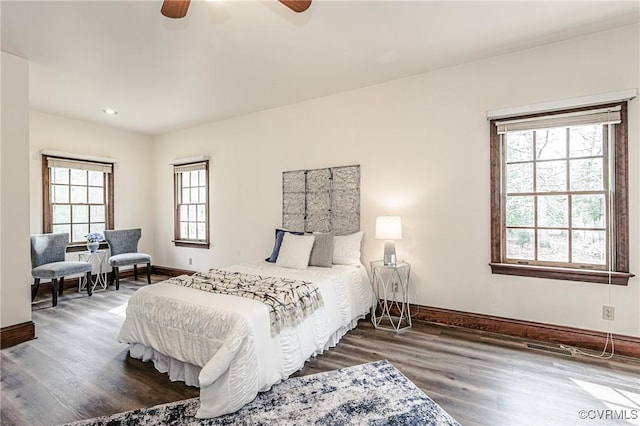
[{"xmin": 375, "ymin": 216, "xmax": 402, "ymax": 240}]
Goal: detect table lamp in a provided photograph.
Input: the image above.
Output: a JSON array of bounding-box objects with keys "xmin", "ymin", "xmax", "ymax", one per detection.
[{"xmin": 376, "ymin": 216, "xmax": 402, "ymax": 266}]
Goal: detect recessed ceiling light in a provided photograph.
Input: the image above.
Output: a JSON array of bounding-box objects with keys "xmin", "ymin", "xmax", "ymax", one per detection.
[{"xmin": 102, "ymin": 108, "xmax": 118, "ymax": 115}]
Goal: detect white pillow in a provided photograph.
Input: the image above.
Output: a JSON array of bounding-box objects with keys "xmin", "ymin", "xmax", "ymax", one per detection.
[
  {"xmin": 276, "ymin": 233, "xmax": 316, "ymax": 270},
  {"xmin": 332, "ymin": 231, "xmax": 363, "ymax": 265}
]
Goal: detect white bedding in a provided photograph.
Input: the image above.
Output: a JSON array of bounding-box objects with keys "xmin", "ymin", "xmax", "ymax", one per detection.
[{"xmin": 118, "ymin": 261, "xmax": 373, "ymax": 418}]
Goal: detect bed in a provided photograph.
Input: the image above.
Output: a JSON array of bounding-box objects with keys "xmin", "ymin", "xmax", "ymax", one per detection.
[
  {"xmin": 120, "ymin": 164, "xmax": 367, "ymax": 417},
  {"xmin": 118, "ymin": 259, "xmax": 373, "ymax": 418}
]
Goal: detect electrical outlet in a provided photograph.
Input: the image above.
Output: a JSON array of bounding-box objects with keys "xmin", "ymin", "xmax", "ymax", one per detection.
[
  {"xmin": 188, "ymin": 257, "xmax": 193, "ymax": 266},
  {"xmin": 392, "ymin": 282, "xmax": 399, "ymax": 292},
  {"xmin": 602, "ymin": 305, "xmax": 615, "ymax": 321}
]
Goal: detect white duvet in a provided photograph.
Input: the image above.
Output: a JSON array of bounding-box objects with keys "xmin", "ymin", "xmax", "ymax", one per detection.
[{"xmin": 118, "ymin": 261, "xmax": 373, "ymax": 418}]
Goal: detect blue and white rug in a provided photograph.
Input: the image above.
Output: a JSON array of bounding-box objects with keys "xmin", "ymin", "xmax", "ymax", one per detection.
[{"xmin": 64, "ymin": 360, "xmax": 459, "ymax": 425}]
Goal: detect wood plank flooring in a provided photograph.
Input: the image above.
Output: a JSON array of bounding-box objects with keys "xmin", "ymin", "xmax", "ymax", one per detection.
[{"xmin": 2, "ymin": 275, "xmax": 639, "ymax": 425}]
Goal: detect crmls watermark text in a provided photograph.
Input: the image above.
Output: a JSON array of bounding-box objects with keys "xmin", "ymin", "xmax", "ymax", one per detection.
[{"xmin": 578, "ymin": 409, "xmax": 639, "ymax": 421}]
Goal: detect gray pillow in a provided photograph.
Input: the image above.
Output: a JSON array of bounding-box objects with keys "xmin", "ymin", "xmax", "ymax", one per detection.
[{"xmin": 309, "ymin": 233, "xmax": 334, "ymax": 267}]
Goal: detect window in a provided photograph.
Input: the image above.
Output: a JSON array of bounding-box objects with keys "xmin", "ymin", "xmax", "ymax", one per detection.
[
  {"xmin": 43, "ymin": 155, "xmax": 114, "ymax": 245},
  {"xmin": 490, "ymin": 103, "xmax": 633, "ymax": 285},
  {"xmin": 173, "ymin": 161, "xmax": 209, "ymax": 248}
]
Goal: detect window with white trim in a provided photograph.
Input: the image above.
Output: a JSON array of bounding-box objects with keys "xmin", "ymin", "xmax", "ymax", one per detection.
[
  {"xmin": 173, "ymin": 161, "xmax": 210, "ymax": 248},
  {"xmin": 489, "ymin": 103, "xmax": 633, "ymax": 285},
  {"xmin": 43, "ymin": 155, "xmax": 114, "ymax": 244}
]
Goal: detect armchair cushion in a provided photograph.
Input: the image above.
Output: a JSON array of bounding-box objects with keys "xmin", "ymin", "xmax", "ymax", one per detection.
[
  {"xmin": 109, "ymin": 253, "xmax": 151, "ymax": 267},
  {"xmin": 32, "ymin": 261, "xmax": 92, "ymax": 279}
]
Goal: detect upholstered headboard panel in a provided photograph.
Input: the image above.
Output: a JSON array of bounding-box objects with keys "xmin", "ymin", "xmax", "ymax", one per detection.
[{"xmin": 282, "ymin": 165, "xmax": 360, "ymax": 235}]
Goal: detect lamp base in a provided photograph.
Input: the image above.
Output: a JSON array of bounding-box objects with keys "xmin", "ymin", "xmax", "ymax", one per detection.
[{"xmin": 383, "ymin": 241, "xmax": 397, "ymax": 266}]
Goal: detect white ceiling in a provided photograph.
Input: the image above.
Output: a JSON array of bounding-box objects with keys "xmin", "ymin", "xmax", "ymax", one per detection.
[{"xmin": 2, "ymin": 1, "xmax": 639, "ymax": 136}]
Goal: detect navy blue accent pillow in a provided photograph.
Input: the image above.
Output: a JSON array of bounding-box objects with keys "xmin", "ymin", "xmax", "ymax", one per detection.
[{"xmin": 266, "ymin": 229, "xmax": 304, "ymax": 262}]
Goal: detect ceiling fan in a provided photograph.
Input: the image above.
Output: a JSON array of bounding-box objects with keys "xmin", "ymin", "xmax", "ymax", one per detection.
[{"xmin": 161, "ymin": 0, "xmax": 312, "ymax": 19}]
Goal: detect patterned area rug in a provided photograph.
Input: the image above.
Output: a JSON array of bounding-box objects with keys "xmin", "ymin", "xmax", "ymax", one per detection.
[{"xmin": 63, "ymin": 360, "xmax": 459, "ymax": 425}]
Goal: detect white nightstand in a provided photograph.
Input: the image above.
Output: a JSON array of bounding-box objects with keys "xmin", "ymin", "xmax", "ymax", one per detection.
[
  {"xmin": 78, "ymin": 250, "xmax": 108, "ymax": 292},
  {"xmin": 370, "ymin": 260, "xmax": 412, "ymax": 333}
]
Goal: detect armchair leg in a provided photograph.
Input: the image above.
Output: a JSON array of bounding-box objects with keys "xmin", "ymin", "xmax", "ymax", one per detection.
[
  {"xmin": 59, "ymin": 277, "xmax": 65, "ymax": 296},
  {"xmin": 134, "ymin": 264, "xmax": 138, "ymax": 281},
  {"xmin": 51, "ymin": 278, "xmax": 58, "ymax": 307},
  {"xmin": 86, "ymin": 271, "xmax": 93, "ymax": 297},
  {"xmin": 146, "ymin": 262, "xmax": 151, "ymax": 284},
  {"xmin": 32, "ymin": 278, "xmax": 40, "ymax": 302},
  {"xmin": 114, "ymin": 267, "xmax": 120, "ymax": 290}
]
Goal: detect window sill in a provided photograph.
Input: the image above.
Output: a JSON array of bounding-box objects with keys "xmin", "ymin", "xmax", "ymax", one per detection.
[
  {"xmin": 173, "ymin": 240, "xmax": 210, "ymax": 249},
  {"xmin": 66, "ymin": 242, "xmax": 109, "ymax": 253},
  {"xmin": 489, "ymin": 263, "xmax": 633, "ymax": 285}
]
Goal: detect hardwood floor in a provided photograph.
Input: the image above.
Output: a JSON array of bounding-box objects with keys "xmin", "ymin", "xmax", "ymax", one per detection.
[{"xmin": 2, "ymin": 275, "xmax": 639, "ymax": 425}]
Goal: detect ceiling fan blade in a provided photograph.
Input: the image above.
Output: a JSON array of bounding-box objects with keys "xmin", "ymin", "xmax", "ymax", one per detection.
[
  {"xmin": 278, "ymin": 0, "xmax": 312, "ymax": 13},
  {"xmin": 161, "ymin": 0, "xmax": 191, "ymax": 19}
]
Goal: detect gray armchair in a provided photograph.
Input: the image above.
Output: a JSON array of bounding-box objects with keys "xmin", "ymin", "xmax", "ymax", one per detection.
[
  {"xmin": 31, "ymin": 233, "xmax": 93, "ymax": 307},
  {"xmin": 103, "ymin": 228, "xmax": 151, "ymax": 290}
]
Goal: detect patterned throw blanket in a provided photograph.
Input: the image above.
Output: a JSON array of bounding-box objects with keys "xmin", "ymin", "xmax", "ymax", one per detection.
[{"xmin": 166, "ymin": 269, "xmax": 324, "ymax": 336}]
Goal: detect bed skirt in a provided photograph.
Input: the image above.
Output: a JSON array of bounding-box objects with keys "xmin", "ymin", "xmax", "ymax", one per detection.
[
  {"xmin": 128, "ymin": 343, "xmax": 202, "ymax": 387},
  {"xmin": 125, "ymin": 314, "xmax": 365, "ymax": 417}
]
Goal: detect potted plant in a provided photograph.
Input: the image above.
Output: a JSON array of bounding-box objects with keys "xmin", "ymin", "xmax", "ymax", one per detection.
[{"xmin": 85, "ymin": 232, "xmax": 104, "ymax": 253}]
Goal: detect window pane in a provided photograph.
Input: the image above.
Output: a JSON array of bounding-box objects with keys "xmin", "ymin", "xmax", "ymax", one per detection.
[
  {"xmin": 197, "ymin": 204, "xmax": 206, "ymax": 222},
  {"xmin": 72, "ymin": 223, "xmax": 89, "ymax": 242},
  {"xmin": 46, "ymin": 157, "xmax": 113, "ymax": 246},
  {"xmin": 88, "ymin": 187, "xmax": 104, "ymax": 204},
  {"xmin": 70, "ymin": 169, "xmax": 87, "ymax": 185},
  {"xmin": 536, "ymin": 160, "xmax": 566, "ymax": 192},
  {"xmin": 506, "ymin": 229, "xmax": 534, "ymax": 260},
  {"xmin": 70, "ymin": 186, "xmax": 87, "ymax": 203},
  {"xmin": 53, "ymin": 185, "xmax": 69, "ymax": 203},
  {"xmin": 506, "ymin": 196, "xmax": 534, "ymax": 227},
  {"xmin": 572, "ymin": 195, "xmax": 605, "ymax": 229},
  {"xmin": 190, "ymin": 170, "xmax": 199, "ymax": 187},
  {"xmin": 174, "ymin": 162, "xmax": 209, "ymax": 245},
  {"xmin": 90, "ymin": 205, "xmax": 105, "ymax": 222},
  {"xmin": 538, "ymin": 195, "xmax": 568, "ymax": 228},
  {"xmin": 506, "ymin": 131, "xmax": 533, "ymax": 162},
  {"xmin": 506, "ymin": 163, "xmax": 533, "ymax": 193},
  {"xmin": 88, "ymin": 170, "xmax": 104, "ymax": 187},
  {"xmin": 72, "ymin": 205, "xmax": 89, "ymax": 223},
  {"xmin": 569, "ymin": 124, "xmax": 602, "ymax": 158},
  {"xmin": 536, "ymin": 128, "xmax": 566, "ymax": 160},
  {"xmin": 570, "ymin": 158, "xmax": 603, "ymax": 191},
  {"xmin": 537, "ymin": 229, "xmax": 568, "ymax": 262},
  {"xmin": 572, "ymin": 230, "xmax": 606, "ymax": 265},
  {"xmin": 52, "ymin": 224, "xmax": 71, "ymax": 239},
  {"xmin": 493, "ymin": 107, "xmax": 628, "ymax": 277},
  {"xmin": 53, "ymin": 205, "xmax": 71, "ymax": 224},
  {"xmin": 52, "ymin": 167, "xmax": 69, "ymax": 184},
  {"xmin": 179, "ymin": 205, "xmax": 188, "ymax": 221},
  {"xmin": 90, "ymin": 223, "xmax": 105, "ymax": 234},
  {"xmin": 197, "ymin": 222, "xmax": 206, "ymax": 240}
]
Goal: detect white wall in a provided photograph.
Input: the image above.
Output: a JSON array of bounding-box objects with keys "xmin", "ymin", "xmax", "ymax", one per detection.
[
  {"xmin": 1, "ymin": 52, "xmax": 32, "ymax": 328},
  {"xmin": 152, "ymin": 24, "xmax": 639, "ymax": 337},
  {"xmin": 29, "ymin": 112, "xmax": 155, "ymax": 259}
]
